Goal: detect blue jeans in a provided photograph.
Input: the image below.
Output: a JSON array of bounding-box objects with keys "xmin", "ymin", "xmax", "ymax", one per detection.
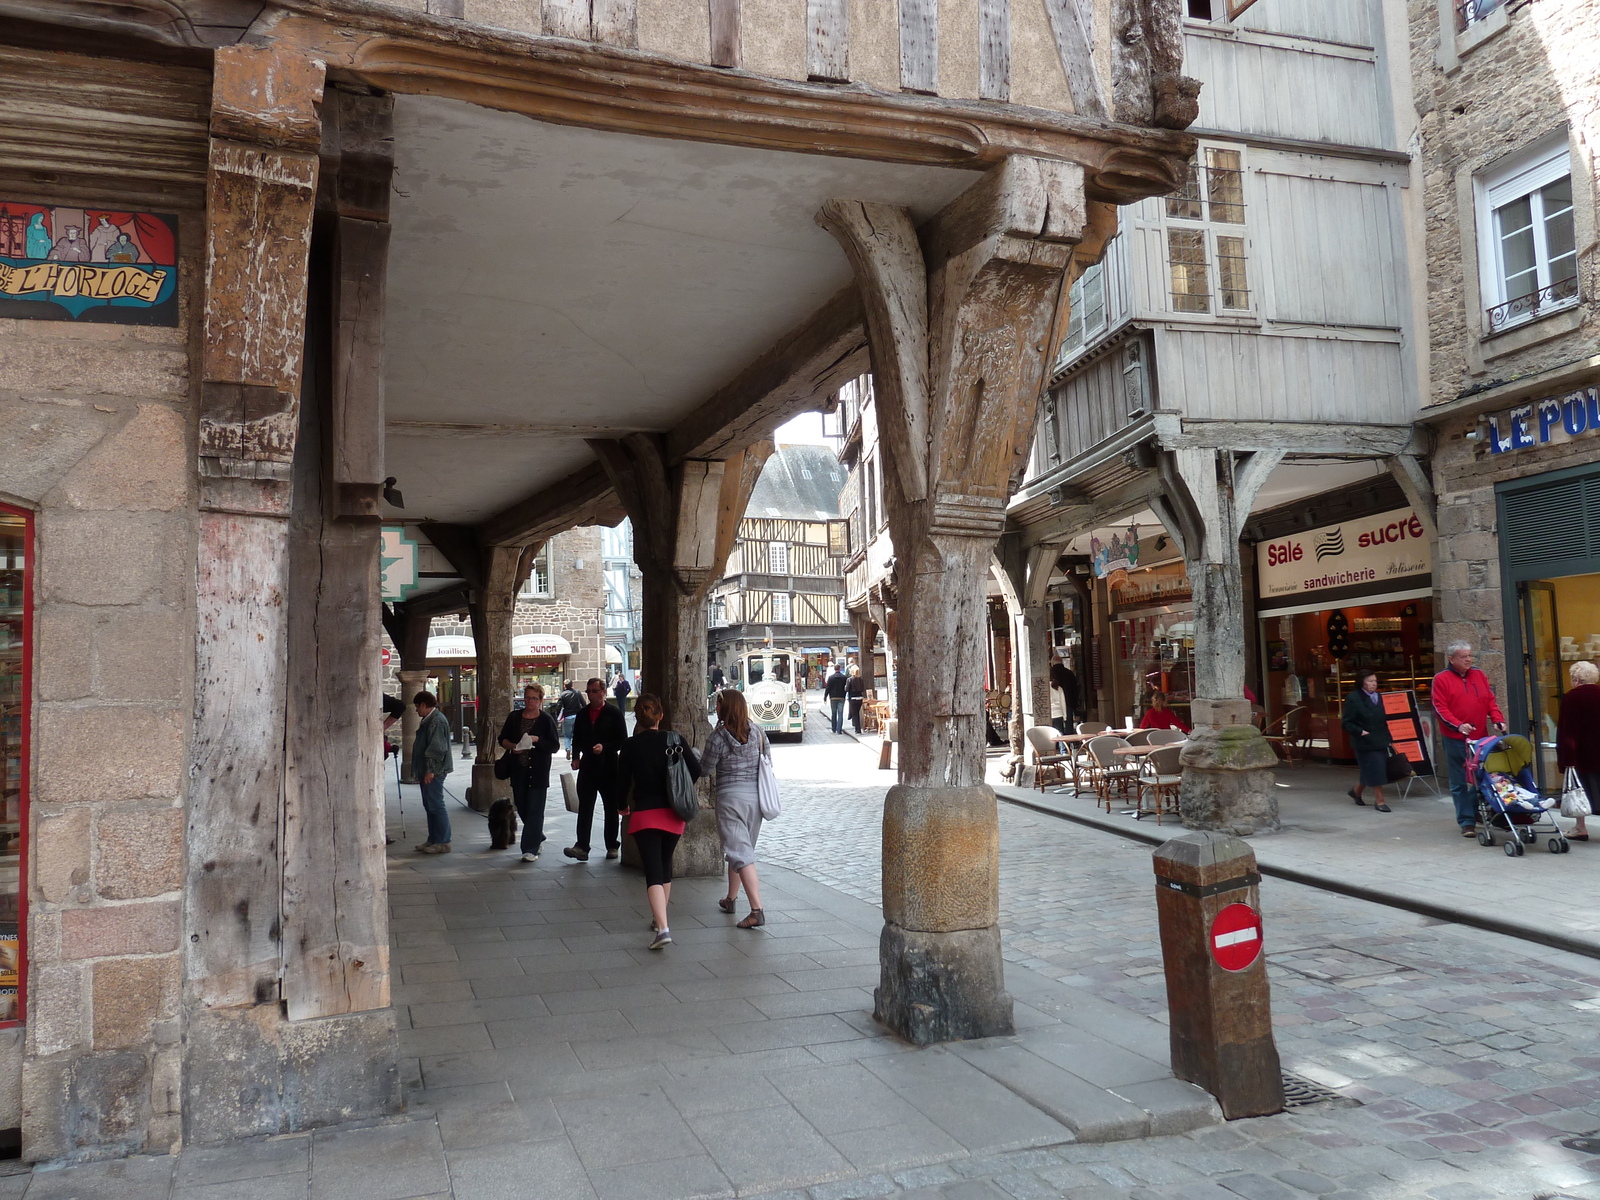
[
  {"xmin": 1444, "ymin": 737, "xmax": 1477, "ymax": 828},
  {"xmin": 561, "ymin": 715, "xmax": 575, "ymax": 754},
  {"xmin": 829, "ymin": 697, "xmax": 845, "ymax": 733},
  {"xmin": 419, "ymin": 776, "xmax": 451, "ymax": 845}
]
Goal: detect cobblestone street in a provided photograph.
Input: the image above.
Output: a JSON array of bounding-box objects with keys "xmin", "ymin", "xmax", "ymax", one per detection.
[{"xmin": 753, "ymin": 704, "xmax": 1600, "ymax": 1199}]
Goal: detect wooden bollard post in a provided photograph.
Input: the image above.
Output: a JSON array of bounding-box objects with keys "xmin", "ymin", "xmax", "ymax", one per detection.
[{"xmin": 1152, "ymin": 831, "xmax": 1284, "ymax": 1119}]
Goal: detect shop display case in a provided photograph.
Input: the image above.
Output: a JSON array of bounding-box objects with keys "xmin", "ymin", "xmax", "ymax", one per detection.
[{"xmin": 0, "ymin": 508, "xmax": 27, "ymax": 1025}]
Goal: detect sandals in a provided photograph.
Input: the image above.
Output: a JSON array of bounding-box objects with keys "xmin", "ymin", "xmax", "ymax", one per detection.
[
  {"xmin": 736, "ymin": 909, "xmax": 765, "ymax": 929},
  {"xmin": 717, "ymin": 897, "xmax": 737, "ymax": 914}
]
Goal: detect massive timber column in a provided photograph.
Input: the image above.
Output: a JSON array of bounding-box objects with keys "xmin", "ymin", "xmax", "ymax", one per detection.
[
  {"xmin": 1152, "ymin": 448, "xmax": 1285, "ymax": 836},
  {"xmin": 594, "ymin": 437, "xmax": 771, "ymax": 877},
  {"xmin": 819, "ymin": 158, "xmax": 1085, "ymax": 1044},
  {"xmin": 186, "ymin": 49, "xmax": 397, "ymax": 1144},
  {"xmin": 994, "ymin": 538, "xmax": 1058, "ymax": 751},
  {"xmin": 382, "ymin": 604, "xmax": 433, "ymax": 782}
]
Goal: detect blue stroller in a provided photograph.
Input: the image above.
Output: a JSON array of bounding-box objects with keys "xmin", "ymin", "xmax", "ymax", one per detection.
[{"xmin": 1466, "ymin": 734, "xmax": 1571, "ymax": 856}]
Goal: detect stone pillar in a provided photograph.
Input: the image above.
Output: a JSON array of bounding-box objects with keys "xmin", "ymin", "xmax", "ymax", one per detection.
[
  {"xmin": 994, "ymin": 538, "xmax": 1057, "ymax": 753},
  {"xmin": 469, "ymin": 545, "xmax": 519, "ymax": 812},
  {"xmin": 1152, "ymin": 448, "xmax": 1285, "ymax": 836},
  {"xmin": 397, "ymin": 668, "xmax": 428, "ymax": 783},
  {"xmin": 819, "ymin": 157, "xmax": 1088, "ymax": 1044}
]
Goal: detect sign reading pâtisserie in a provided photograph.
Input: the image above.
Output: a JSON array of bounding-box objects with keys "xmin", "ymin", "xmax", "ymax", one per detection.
[{"xmin": 1255, "ymin": 507, "xmax": 1431, "ymax": 599}]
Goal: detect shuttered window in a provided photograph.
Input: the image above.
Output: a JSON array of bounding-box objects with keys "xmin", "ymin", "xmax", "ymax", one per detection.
[{"xmin": 1498, "ymin": 469, "xmax": 1600, "ymax": 579}]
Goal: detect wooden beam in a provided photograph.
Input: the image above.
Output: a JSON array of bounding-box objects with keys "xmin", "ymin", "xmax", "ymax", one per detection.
[
  {"xmin": 1041, "ymin": 0, "xmax": 1108, "ymax": 121},
  {"xmin": 807, "ymin": 0, "xmax": 848, "ymax": 81},
  {"xmin": 709, "ymin": 0, "xmax": 741, "ymax": 67},
  {"xmin": 666, "ymin": 286, "xmax": 867, "ymax": 464},
  {"xmin": 1173, "ymin": 420, "xmax": 1422, "ymax": 456},
  {"xmin": 1386, "ymin": 453, "xmax": 1437, "ymax": 540},
  {"xmin": 591, "ymin": 0, "xmax": 638, "ymax": 47},
  {"xmin": 978, "ymin": 0, "xmax": 1009, "ymax": 102},
  {"xmin": 395, "ymin": 581, "xmax": 472, "ymax": 623},
  {"xmin": 898, "ymin": 0, "xmax": 937, "ymax": 93},
  {"xmin": 388, "ymin": 420, "xmax": 663, "ymax": 438}
]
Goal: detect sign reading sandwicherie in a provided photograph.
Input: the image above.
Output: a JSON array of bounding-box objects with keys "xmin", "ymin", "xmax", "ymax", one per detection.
[
  {"xmin": 1483, "ymin": 385, "xmax": 1600, "ymax": 454},
  {"xmin": 1255, "ymin": 507, "xmax": 1431, "ymax": 598}
]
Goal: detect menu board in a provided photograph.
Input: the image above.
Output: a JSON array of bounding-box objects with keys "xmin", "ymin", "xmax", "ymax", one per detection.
[{"xmin": 1382, "ymin": 691, "xmax": 1434, "ymax": 776}]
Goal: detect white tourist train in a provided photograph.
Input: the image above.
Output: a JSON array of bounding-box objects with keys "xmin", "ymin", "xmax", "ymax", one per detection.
[{"xmin": 728, "ymin": 649, "xmax": 807, "ymax": 741}]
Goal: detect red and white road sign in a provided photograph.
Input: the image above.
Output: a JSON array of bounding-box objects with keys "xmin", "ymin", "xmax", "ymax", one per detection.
[
  {"xmin": 1209, "ymin": 903, "xmax": 1263, "ymax": 972},
  {"xmin": 381, "ymin": 647, "xmax": 392, "ymax": 666}
]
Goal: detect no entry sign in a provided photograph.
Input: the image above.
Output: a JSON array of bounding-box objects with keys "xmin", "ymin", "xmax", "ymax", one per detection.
[{"xmin": 1210, "ymin": 903, "xmax": 1263, "ymax": 972}]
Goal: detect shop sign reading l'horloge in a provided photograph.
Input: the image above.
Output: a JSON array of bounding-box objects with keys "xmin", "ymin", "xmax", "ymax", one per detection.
[
  {"xmin": 1482, "ymin": 386, "xmax": 1600, "ymax": 454},
  {"xmin": 1255, "ymin": 507, "xmax": 1432, "ymax": 599},
  {"xmin": 0, "ymin": 203, "xmax": 178, "ymax": 326}
]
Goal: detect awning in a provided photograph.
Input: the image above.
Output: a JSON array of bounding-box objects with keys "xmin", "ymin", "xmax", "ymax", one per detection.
[
  {"xmin": 605, "ymin": 645, "xmax": 623, "ymax": 664},
  {"xmin": 513, "ymin": 634, "xmax": 572, "ymax": 657},
  {"xmin": 426, "ymin": 635, "xmax": 477, "ymax": 658}
]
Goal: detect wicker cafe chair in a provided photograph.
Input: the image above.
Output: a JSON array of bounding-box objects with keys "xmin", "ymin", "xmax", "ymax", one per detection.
[
  {"xmin": 1076, "ymin": 721, "xmax": 1110, "ymax": 736},
  {"xmin": 1025, "ymin": 726, "xmax": 1071, "ymax": 792},
  {"xmin": 1146, "ymin": 728, "xmax": 1187, "ymax": 746},
  {"xmin": 1085, "ymin": 734, "xmax": 1139, "ymax": 811},
  {"xmin": 1137, "ymin": 743, "xmax": 1184, "ymax": 824},
  {"xmin": 1124, "ymin": 729, "xmax": 1154, "ymax": 747},
  {"xmin": 1263, "ymin": 706, "xmax": 1307, "ymax": 768}
]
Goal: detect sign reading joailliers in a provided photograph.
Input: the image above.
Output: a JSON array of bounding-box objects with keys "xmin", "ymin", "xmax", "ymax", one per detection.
[{"xmin": 1255, "ymin": 507, "xmax": 1431, "ymax": 599}]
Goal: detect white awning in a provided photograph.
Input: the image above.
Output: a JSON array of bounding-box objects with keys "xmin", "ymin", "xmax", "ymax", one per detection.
[
  {"xmin": 605, "ymin": 645, "xmax": 623, "ymax": 664},
  {"xmin": 426, "ymin": 635, "xmax": 476, "ymax": 659},
  {"xmin": 512, "ymin": 634, "xmax": 572, "ymax": 658}
]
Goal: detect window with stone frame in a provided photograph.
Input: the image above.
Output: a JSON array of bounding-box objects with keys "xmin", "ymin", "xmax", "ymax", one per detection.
[
  {"xmin": 1476, "ymin": 136, "xmax": 1579, "ymax": 335},
  {"xmin": 1454, "ymin": 0, "xmax": 1503, "ymax": 30},
  {"xmin": 519, "ymin": 544, "xmax": 552, "ymax": 598},
  {"xmin": 1162, "ymin": 145, "xmax": 1251, "ymax": 316}
]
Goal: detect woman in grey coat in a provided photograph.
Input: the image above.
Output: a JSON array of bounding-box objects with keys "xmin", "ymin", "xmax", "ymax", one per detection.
[{"xmin": 700, "ymin": 689, "xmax": 769, "ymax": 928}]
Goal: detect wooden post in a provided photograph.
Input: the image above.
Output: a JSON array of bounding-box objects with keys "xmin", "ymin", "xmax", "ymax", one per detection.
[
  {"xmin": 818, "ymin": 156, "xmax": 1083, "ymax": 1045},
  {"xmin": 383, "ymin": 604, "xmax": 432, "ymax": 782},
  {"xmin": 1153, "ymin": 832, "xmax": 1284, "ymax": 1119},
  {"xmin": 1152, "ymin": 448, "xmax": 1284, "ymax": 835},
  {"xmin": 280, "ymin": 86, "xmax": 394, "ymax": 1022}
]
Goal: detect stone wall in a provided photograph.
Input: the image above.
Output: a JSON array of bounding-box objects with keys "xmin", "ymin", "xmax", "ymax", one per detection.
[
  {"xmin": 1409, "ymin": 0, "xmax": 1599, "ymax": 407},
  {"xmin": 0, "ymin": 200, "xmax": 200, "ymax": 1159}
]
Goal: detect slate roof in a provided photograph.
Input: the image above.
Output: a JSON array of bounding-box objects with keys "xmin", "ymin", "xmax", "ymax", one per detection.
[{"xmin": 745, "ymin": 444, "xmax": 845, "ymax": 520}]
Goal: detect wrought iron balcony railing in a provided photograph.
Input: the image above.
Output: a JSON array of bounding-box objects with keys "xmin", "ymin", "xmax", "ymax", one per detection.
[
  {"xmin": 1484, "ymin": 275, "xmax": 1580, "ymax": 335},
  {"xmin": 1455, "ymin": 0, "xmax": 1505, "ymax": 30}
]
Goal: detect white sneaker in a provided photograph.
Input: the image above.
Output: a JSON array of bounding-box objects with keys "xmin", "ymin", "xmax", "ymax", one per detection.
[{"xmin": 521, "ymin": 852, "xmax": 538, "ymax": 862}]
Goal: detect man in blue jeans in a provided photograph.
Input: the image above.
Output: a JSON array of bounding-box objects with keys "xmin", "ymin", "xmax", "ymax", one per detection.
[
  {"xmin": 1431, "ymin": 641, "xmax": 1507, "ymax": 837},
  {"xmin": 824, "ymin": 664, "xmax": 849, "ymax": 734},
  {"xmin": 411, "ymin": 691, "xmax": 454, "ymax": 853}
]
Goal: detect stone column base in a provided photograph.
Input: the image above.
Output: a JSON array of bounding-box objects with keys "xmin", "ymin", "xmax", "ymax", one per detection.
[
  {"xmin": 1179, "ymin": 724, "xmax": 1280, "ymax": 836},
  {"xmin": 874, "ymin": 923, "xmax": 1014, "ymax": 1046},
  {"xmin": 467, "ymin": 762, "xmax": 508, "ymax": 813}
]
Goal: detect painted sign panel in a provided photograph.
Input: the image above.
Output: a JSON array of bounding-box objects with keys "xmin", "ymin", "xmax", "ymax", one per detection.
[
  {"xmin": 380, "ymin": 527, "xmax": 419, "ymax": 601},
  {"xmin": 0, "ymin": 204, "xmax": 178, "ymax": 326},
  {"xmin": 1090, "ymin": 526, "xmax": 1140, "ymax": 578},
  {"xmin": 1255, "ymin": 507, "xmax": 1431, "ymax": 599},
  {"xmin": 1483, "ymin": 385, "xmax": 1600, "ymax": 455}
]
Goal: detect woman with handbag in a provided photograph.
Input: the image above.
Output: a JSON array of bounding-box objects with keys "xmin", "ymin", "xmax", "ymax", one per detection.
[
  {"xmin": 1340, "ymin": 671, "xmax": 1393, "ymax": 813},
  {"xmin": 614, "ymin": 693, "xmax": 701, "ymax": 949},
  {"xmin": 1555, "ymin": 660, "xmax": 1598, "ymax": 841},
  {"xmin": 498, "ymin": 684, "xmax": 558, "ymax": 860},
  {"xmin": 701, "ymin": 689, "xmax": 771, "ymax": 929}
]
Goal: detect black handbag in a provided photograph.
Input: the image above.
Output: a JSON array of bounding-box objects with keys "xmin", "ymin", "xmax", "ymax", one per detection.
[
  {"xmin": 1385, "ymin": 750, "xmax": 1413, "ymax": 783},
  {"xmin": 494, "ymin": 752, "xmax": 514, "ymax": 781}
]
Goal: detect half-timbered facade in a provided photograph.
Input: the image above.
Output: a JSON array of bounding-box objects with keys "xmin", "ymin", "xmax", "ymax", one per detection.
[{"xmin": 709, "ymin": 445, "xmax": 852, "ymax": 671}]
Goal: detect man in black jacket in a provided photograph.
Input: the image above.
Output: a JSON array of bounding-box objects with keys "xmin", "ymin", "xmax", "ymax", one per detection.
[
  {"xmin": 824, "ymin": 664, "xmax": 849, "ymax": 734},
  {"xmin": 566, "ymin": 677, "xmax": 629, "ymax": 861}
]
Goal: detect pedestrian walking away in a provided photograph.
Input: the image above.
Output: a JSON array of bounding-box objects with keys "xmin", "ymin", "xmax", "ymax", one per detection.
[
  {"xmin": 1555, "ymin": 659, "xmax": 1598, "ymax": 841},
  {"xmin": 1432, "ymin": 640, "xmax": 1507, "ymax": 836},
  {"xmin": 411, "ymin": 691, "xmax": 453, "ymax": 853},
  {"xmin": 614, "ymin": 693, "xmax": 701, "ymax": 948},
  {"xmin": 702, "ymin": 689, "xmax": 769, "ymax": 928},
  {"xmin": 1049, "ymin": 653, "xmax": 1078, "ymax": 730},
  {"xmin": 845, "ymin": 664, "xmax": 867, "ymax": 734},
  {"xmin": 556, "ymin": 678, "xmax": 583, "ymax": 756},
  {"xmin": 566, "ymin": 677, "xmax": 628, "ymax": 861},
  {"xmin": 824, "ymin": 662, "xmax": 849, "ymax": 733},
  {"xmin": 499, "ymin": 684, "xmax": 558, "ymax": 860},
  {"xmin": 1341, "ymin": 670, "xmax": 1393, "ymax": 812},
  {"xmin": 709, "ymin": 662, "xmax": 725, "ymax": 691},
  {"xmin": 612, "ymin": 672, "xmax": 632, "ymax": 703}
]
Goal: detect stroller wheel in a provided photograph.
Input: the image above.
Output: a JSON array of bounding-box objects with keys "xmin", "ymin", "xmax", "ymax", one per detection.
[
  {"xmin": 1520, "ymin": 827, "xmax": 1537, "ymax": 843},
  {"xmin": 1561, "ymin": 839, "xmax": 1572, "ymax": 853},
  {"xmin": 1549, "ymin": 838, "xmax": 1565, "ymax": 853},
  {"xmin": 1477, "ymin": 828, "xmax": 1494, "ymax": 846},
  {"xmin": 1504, "ymin": 839, "xmax": 1523, "ymax": 857}
]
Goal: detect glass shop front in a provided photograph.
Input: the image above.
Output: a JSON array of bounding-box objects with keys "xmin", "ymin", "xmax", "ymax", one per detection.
[{"xmin": 0, "ymin": 507, "xmax": 29, "ymax": 1026}]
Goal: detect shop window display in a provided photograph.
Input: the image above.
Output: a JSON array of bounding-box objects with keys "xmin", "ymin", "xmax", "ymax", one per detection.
[{"xmin": 0, "ymin": 508, "xmax": 27, "ymax": 1025}]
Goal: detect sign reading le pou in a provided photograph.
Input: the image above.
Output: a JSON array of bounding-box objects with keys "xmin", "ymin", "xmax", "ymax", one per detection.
[
  {"xmin": 1483, "ymin": 385, "xmax": 1600, "ymax": 455},
  {"xmin": 1255, "ymin": 507, "xmax": 1431, "ymax": 598}
]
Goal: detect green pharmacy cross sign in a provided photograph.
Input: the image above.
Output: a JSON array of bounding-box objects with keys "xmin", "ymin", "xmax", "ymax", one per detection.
[{"xmin": 380, "ymin": 527, "xmax": 419, "ymax": 601}]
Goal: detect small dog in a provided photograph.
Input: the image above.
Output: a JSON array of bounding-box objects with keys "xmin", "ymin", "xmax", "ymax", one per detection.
[{"xmin": 487, "ymin": 798, "xmax": 518, "ymax": 850}]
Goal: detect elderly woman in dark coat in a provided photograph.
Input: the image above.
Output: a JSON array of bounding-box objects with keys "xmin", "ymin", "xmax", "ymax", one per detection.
[
  {"xmin": 1341, "ymin": 671, "xmax": 1393, "ymax": 813},
  {"xmin": 1555, "ymin": 659, "xmax": 1598, "ymax": 840}
]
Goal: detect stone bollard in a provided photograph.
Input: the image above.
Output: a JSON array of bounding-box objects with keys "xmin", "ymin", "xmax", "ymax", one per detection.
[
  {"xmin": 1179, "ymin": 698, "xmax": 1280, "ymax": 835},
  {"xmin": 1152, "ymin": 831, "xmax": 1284, "ymax": 1120}
]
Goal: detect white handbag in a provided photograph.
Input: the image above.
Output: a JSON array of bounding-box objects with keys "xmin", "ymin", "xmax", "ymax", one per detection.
[
  {"xmin": 560, "ymin": 771, "xmax": 580, "ymax": 814},
  {"xmin": 1561, "ymin": 769, "xmax": 1592, "ymax": 818},
  {"xmin": 756, "ymin": 733, "xmax": 781, "ymax": 821}
]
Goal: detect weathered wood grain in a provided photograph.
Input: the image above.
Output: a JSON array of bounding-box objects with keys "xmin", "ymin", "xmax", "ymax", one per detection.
[
  {"xmin": 331, "ymin": 216, "xmax": 388, "ymax": 511},
  {"xmin": 187, "ymin": 513, "xmax": 290, "ymax": 1009},
  {"xmin": 897, "ymin": 0, "xmax": 937, "ymax": 93},
  {"xmin": 543, "ymin": 0, "xmax": 591, "ymax": 39},
  {"xmin": 1041, "ymin": 0, "xmax": 1108, "ymax": 119},
  {"xmin": 709, "ymin": 0, "xmax": 741, "ymax": 67},
  {"xmin": 592, "ymin": 0, "xmax": 639, "ymax": 47},
  {"xmin": 978, "ymin": 0, "xmax": 1010, "ymax": 101},
  {"xmin": 807, "ymin": 0, "xmax": 848, "ymax": 81}
]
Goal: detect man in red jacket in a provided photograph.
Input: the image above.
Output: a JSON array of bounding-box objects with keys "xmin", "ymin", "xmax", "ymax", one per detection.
[{"xmin": 1432, "ymin": 640, "xmax": 1507, "ymax": 836}]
